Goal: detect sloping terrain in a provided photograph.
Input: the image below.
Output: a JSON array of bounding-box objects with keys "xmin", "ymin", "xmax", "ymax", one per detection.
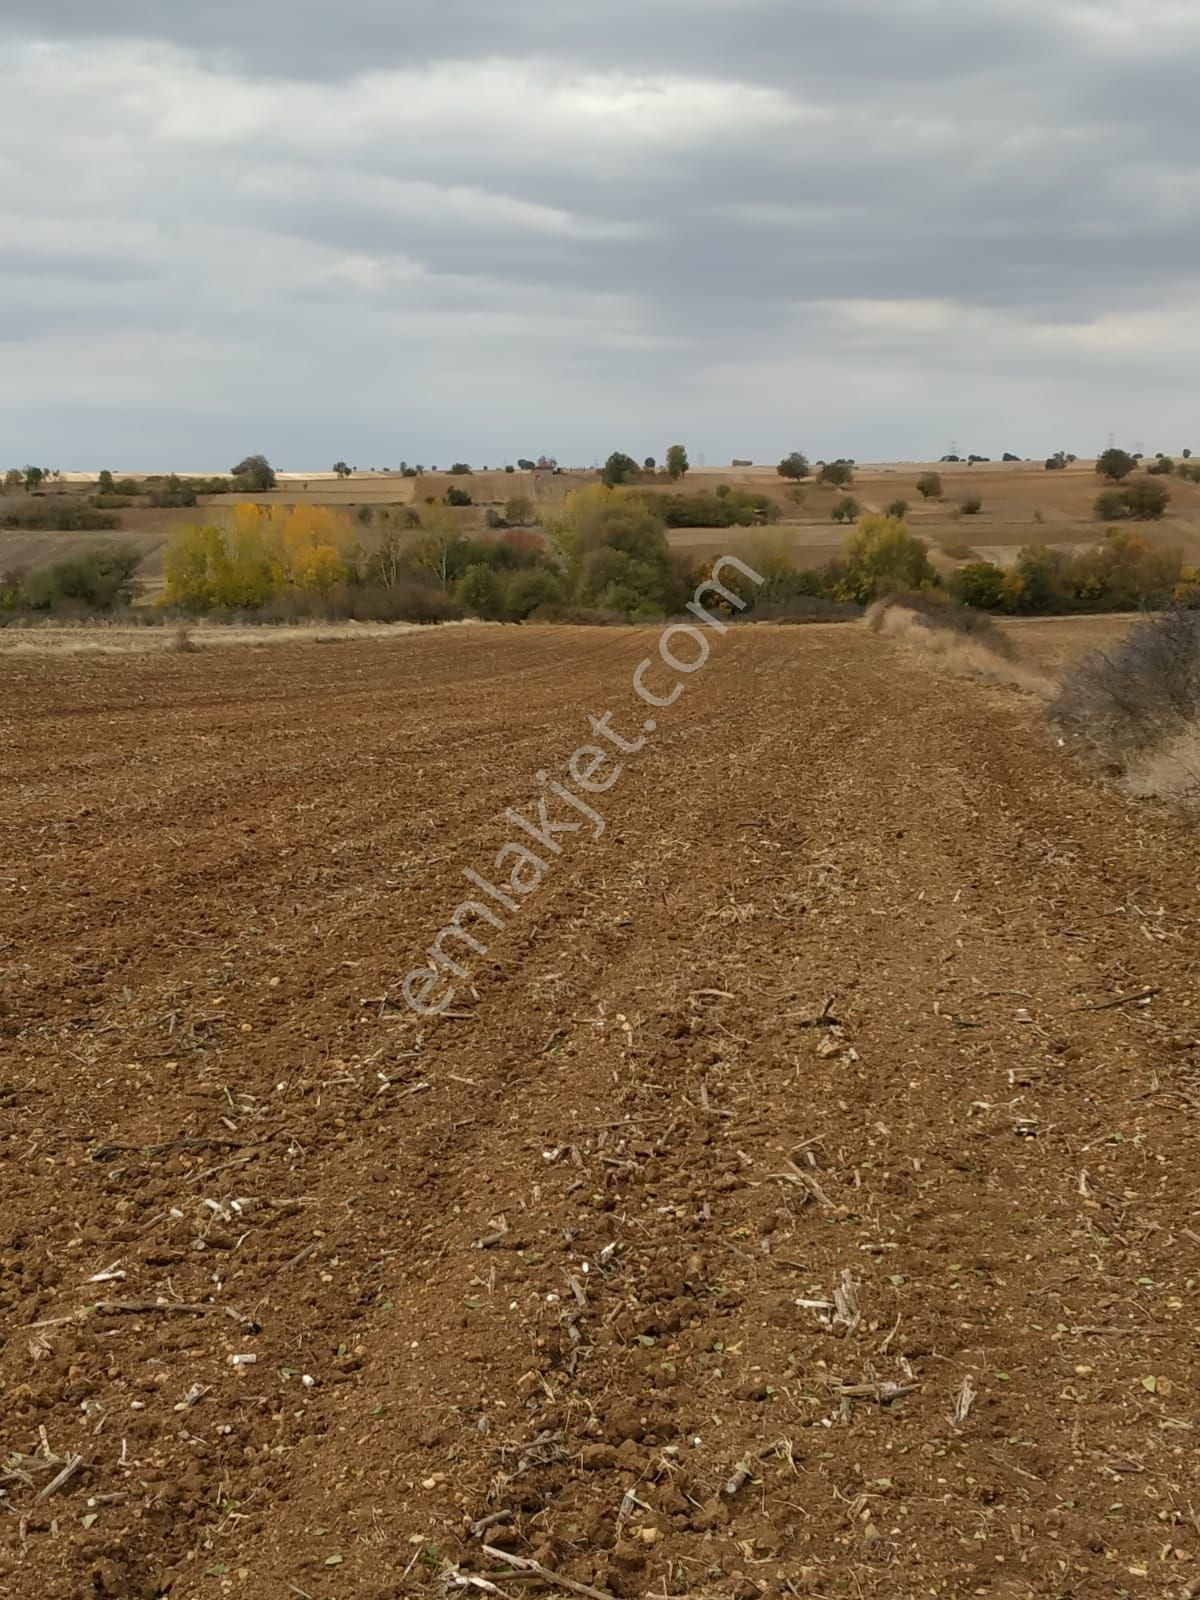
[
  {"xmin": 0, "ymin": 623, "xmax": 1197, "ymax": 1600},
  {"xmin": 0, "ymin": 527, "xmax": 173, "ymax": 595},
  {"xmin": 9, "ymin": 462, "xmax": 1200, "ymax": 594},
  {"xmin": 657, "ymin": 463, "xmax": 1200, "ymax": 569}
]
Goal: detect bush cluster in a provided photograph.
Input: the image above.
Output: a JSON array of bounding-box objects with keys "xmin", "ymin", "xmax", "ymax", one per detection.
[
  {"xmin": 951, "ymin": 529, "xmax": 1188, "ymax": 614},
  {"xmin": 95, "ymin": 472, "xmax": 140, "ymax": 496},
  {"xmin": 0, "ymin": 545, "xmax": 141, "ymax": 615},
  {"xmin": 147, "ymin": 474, "xmax": 199, "ymax": 508},
  {"xmin": 647, "ymin": 489, "xmax": 779, "ymax": 528},
  {"xmin": 1, "ymin": 497, "xmax": 121, "ymax": 532},
  {"xmin": 1094, "ymin": 479, "xmax": 1171, "ymax": 522},
  {"xmin": 694, "ymin": 515, "xmax": 936, "ymax": 616}
]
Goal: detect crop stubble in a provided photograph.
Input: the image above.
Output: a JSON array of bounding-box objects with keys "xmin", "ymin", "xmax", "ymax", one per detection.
[{"xmin": 0, "ymin": 623, "xmax": 1197, "ymax": 1598}]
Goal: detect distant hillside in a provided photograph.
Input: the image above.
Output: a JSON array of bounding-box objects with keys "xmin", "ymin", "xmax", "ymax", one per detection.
[{"xmin": 6, "ymin": 460, "xmax": 1200, "ymax": 598}]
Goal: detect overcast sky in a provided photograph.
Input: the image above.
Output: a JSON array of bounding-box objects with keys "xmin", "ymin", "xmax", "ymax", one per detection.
[{"xmin": 3, "ymin": 1, "xmax": 1198, "ymax": 470}]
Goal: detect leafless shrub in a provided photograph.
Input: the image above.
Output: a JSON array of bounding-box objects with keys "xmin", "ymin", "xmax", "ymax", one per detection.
[{"xmin": 1050, "ymin": 609, "xmax": 1200, "ymax": 797}]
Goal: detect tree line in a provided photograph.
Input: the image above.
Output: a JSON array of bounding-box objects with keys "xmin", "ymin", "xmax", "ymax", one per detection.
[{"xmin": 3, "ymin": 446, "xmax": 1196, "ymax": 624}]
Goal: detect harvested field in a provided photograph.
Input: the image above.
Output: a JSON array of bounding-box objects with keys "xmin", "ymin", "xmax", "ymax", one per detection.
[
  {"xmin": 1, "ymin": 622, "xmax": 1198, "ymax": 1600},
  {"xmin": 10, "ymin": 462, "xmax": 1200, "ymax": 602},
  {"xmin": 651, "ymin": 461, "xmax": 1200, "ymax": 571},
  {"xmin": 1001, "ymin": 614, "xmax": 1147, "ymax": 675}
]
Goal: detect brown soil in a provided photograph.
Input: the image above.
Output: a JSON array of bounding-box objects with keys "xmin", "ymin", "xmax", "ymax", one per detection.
[{"xmin": 1, "ymin": 623, "xmax": 1198, "ymax": 1600}]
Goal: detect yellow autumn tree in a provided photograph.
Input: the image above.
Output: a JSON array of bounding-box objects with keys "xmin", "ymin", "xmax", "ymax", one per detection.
[
  {"xmin": 262, "ymin": 505, "xmax": 357, "ymax": 593},
  {"xmin": 163, "ymin": 525, "xmax": 224, "ymax": 611},
  {"xmin": 162, "ymin": 522, "xmax": 276, "ymax": 610},
  {"xmin": 162, "ymin": 505, "xmax": 358, "ymax": 610}
]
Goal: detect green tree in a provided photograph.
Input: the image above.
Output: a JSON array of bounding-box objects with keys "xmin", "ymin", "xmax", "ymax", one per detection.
[
  {"xmin": 602, "ymin": 452, "xmax": 640, "ymax": 487},
  {"xmin": 149, "ymin": 474, "xmax": 198, "ymax": 508},
  {"xmin": 960, "ymin": 493, "xmax": 983, "ymax": 515},
  {"xmin": 569, "ymin": 488, "xmax": 685, "ymax": 617},
  {"xmin": 446, "ymin": 486, "xmax": 473, "ymax": 507},
  {"xmin": 24, "ymin": 543, "xmax": 141, "ymax": 611},
  {"xmin": 886, "ymin": 499, "xmax": 909, "ymax": 519},
  {"xmin": 1070, "ymin": 527, "xmax": 1177, "ymax": 610},
  {"xmin": 831, "ymin": 496, "xmax": 859, "ymax": 524},
  {"xmin": 581, "ymin": 547, "xmax": 664, "ymax": 617},
  {"xmin": 504, "ymin": 495, "xmax": 536, "ymax": 526},
  {"xmin": 506, "ymin": 567, "xmax": 564, "ymax": 619},
  {"xmin": 666, "ymin": 444, "xmax": 689, "ymax": 481},
  {"xmin": 951, "ymin": 561, "xmax": 1007, "ymax": 610},
  {"xmin": 231, "ymin": 454, "xmax": 277, "ymax": 491},
  {"xmin": 1096, "ymin": 447, "xmax": 1136, "ymax": 482},
  {"xmin": 916, "ymin": 472, "xmax": 942, "ymax": 500},
  {"xmin": 98, "ymin": 469, "xmax": 115, "ymax": 494},
  {"xmin": 843, "ymin": 515, "xmax": 935, "ymax": 601},
  {"xmin": 776, "ymin": 451, "xmax": 810, "ymax": 481},
  {"xmin": 1122, "ymin": 478, "xmax": 1170, "ymax": 520},
  {"xmin": 24, "ymin": 466, "xmax": 45, "ymax": 491},
  {"xmin": 332, "ymin": 461, "xmax": 351, "ymax": 478},
  {"xmin": 819, "ymin": 460, "xmax": 854, "ymax": 487},
  {"xmin": 1012, "ymin": 545, "xmax": 1070, "ymax": 612},
  {"xmin": 456, "ymin": 563, "xmax": 505, "ymax": 619}
]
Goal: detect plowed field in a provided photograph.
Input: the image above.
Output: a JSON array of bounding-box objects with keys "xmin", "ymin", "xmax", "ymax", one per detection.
[{"xmin": 1, "ymin": 623, "xmax": 1197, "ymax": 1600}]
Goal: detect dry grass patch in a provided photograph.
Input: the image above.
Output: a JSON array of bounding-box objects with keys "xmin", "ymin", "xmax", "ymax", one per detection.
[{"xmin": 0, "ymin": 619, "xmax": 480, "ymax": 655}]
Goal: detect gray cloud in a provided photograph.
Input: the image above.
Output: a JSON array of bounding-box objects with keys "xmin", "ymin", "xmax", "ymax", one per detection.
[
  {"xmin": 2, "ymin": 1, "xmax": 1199, "ymax": 467},
  {"xmin": 2, "ymin": 1, "xmax": 1057, "ymax": 83}
]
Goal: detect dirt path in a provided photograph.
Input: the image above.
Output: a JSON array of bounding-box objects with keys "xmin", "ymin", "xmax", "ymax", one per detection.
[{"xmin": 1, "ymin": 624, "xmax": 1197, "ymax": 1600}]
